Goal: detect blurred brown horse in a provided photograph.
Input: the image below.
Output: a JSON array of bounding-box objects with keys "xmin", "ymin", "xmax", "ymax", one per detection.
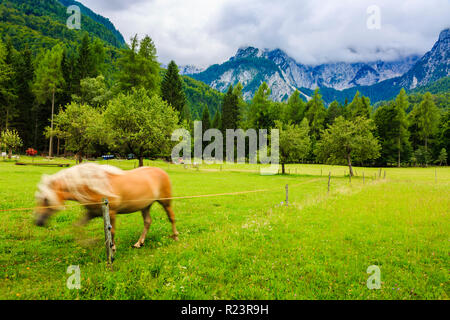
[{"xmin": 34, "ymin": 163, "xmax": 179, "ymax": 251}]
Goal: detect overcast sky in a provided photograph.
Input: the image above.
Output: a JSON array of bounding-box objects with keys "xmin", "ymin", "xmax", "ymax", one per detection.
[{"xmin": 78, "ymin": 0, "xmax": 449, "ymax": 67}]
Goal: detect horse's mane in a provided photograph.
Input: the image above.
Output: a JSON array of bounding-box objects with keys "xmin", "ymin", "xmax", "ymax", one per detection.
[{"xmin": 36, "ymin": 163, "xmax": 125, "ymax": 205}]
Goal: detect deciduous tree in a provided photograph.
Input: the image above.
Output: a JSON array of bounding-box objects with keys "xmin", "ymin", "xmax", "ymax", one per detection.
[{"xmin": 315, "ymin": 116, "xmax": 380, "ymax": 176}]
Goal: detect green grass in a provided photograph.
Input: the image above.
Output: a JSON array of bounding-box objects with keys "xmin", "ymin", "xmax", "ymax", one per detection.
[{"xmin": 0, "ymin": 158, "xmax": 448, "ymax": 299}]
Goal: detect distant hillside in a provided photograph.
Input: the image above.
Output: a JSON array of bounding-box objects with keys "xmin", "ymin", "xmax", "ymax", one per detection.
[
  {"xmin": 58, "ymin": 0, "xmax": 125, "ymax": 47},
  {"xmin": 0, "ymin": 0, "xmax": 126, "ymax": 52},
  {"xmin": 182, "ymin": 76, "xmax": 224, "ymax": 120},
  {"xmin": 409, "ymin": 76, "xmax": 450, "ymax": 95}
]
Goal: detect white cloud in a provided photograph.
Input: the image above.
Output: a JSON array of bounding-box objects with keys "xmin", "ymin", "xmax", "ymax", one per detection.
[{"xmin": 79, "ymin": 0, "xmax": 450, "ymax": 67}]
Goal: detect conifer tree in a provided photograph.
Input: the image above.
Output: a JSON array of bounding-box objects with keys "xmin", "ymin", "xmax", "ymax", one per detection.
[
  {"xmin": 221, "ymin": 85, "xmax": 240, "ymax": 131},
  {"xmin": 394, "ymin": 88, "xmax": 410, "ymax": 167},
  {"xmin": 411, "ymin": 92, "xmax": 440, "ymax": 165},
  {"xmin": 305, "ymin": 89, "xmax": 326, "ymax": 140},
  {"xmin": 161, "ymin": 60, "xmax": 187, "ymax": 115},
  {"xmin": 285, "ymin": 90, "xmax": 306, "ymax": 124},
  {"xmin": 116, "ymin": 35, "xmax": 160, "ymax": 94},
  {"xmin": 211, "ymin": 110, "xmax": 221, "ymax": 129},
  {"xmin": 33, "ymin": 44, "xmax": 65, "ymax": 157}
]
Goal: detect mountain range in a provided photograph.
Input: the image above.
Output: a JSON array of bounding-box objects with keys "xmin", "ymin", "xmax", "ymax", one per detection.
[
  {"xmin": 1, "ymin": 0, "xmax": 448, "ymax": 106},
  {"xmin": 189, "ymin": 28, "xmax": 449, "ymax": 103}
]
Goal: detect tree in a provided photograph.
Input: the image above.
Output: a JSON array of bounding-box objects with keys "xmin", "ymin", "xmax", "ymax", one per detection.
[
  {"xmin": 411, "ymin": 92, "xmax": 440, "ymax": 165},
  {"xmin": 436, "ymin": 108, "xmax": 450, "ymax": 159},
  {"xmin": 48, "ymin": 103, "xmax": 104, "ymax": 164},
  {"xmin": 305, "ymin": 89, "xmax": 326, "ymax": 140},
  {"xmin": 248, "ymin": 82, "xmax": 273, "ymax": 130},
  {"xmin": 13, "ymin": 46, "xmax": 35, "ymax": 148},
  {"xmin": 346, "ymin": 91, "xmax": 371, "ymax": 119},
  {"xmin": 76, "ymin": 33, "xmax": 96, "ymax": 82},
  {"xmin": 284, "ymin": 90, "xmax": 306, "ymax": 124},
  {"xmin": 221, "ymin": 85, "xmax": 240, "ymax": 131},
  {"xmin": 201, "ymin": 104, "xmax": 211, "ymax": 151},
  {"xmin": 104, "ymin": 88, "xmax": 179, "ymax": 167},
  {"xmin": 33, "ymin": 44, "xmax": 65, "ymax": 157},
  {"xmin": 201, "ymin": 104, "xmax": 211, "ymax": 132},
  {"xmin": 374, "ymin": 92, "xmax": 411, "ymax": 167},
  {"xmin": 275, "ymin": 118, "xmax": 311, "ymax": 174},
  {"xmin": 211, "ymin": 110, "xmax": 221, "ymax": 129},
  {"xmin": 116, "ymin": 35, "xmax": 160, "ymax": 94},
  {"xmin": 233, "ymin": 82, "xmax": 247, "ymax": 126},
  {"xmin": 325, "ymin": 100, "xmax": 344, "ymax": 127},
  {"xmin": 437, "ymin": 148, "xmax": 447, "ymax": 166},
  {"xmin": 315, "ymin": 116, "xmax": 380, "ymax": 176},
  {"xmin": 72, "ymin": 75, "xmax": 112, "ymax": 108},
  {"xmin": 1, "ymin": 129, "xmax": 23, "ymax": 159},
  {"xmin": 0, "ymin": 39, "xmax": 17, "ymax": 131},
  {"xmin": 161, "ymin": 61, "xmax": 187, "ymax": 116},
  {"xmin": 393, "ymin": 88, "xmax": 410, "ymax": 167},
  {"xmin": 374, "ymin": 102, "xmax": 411, "ymax": 166}
]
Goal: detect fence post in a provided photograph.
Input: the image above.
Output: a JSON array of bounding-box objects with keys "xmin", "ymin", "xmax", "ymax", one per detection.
[
  {"xmin": 102, "ymin": 198, "xmax": 114, "ymax": 265},
  {"xmin": 384, "ymin": 170, "xmax": 386, "ymax": 179},
  {"xmin": 435, "ymin": 168, "xmax": 437, "ymax": 183},
  {"xmin": 349, "ymin": 172, "xmax": 351, "ymax": 184},
  {"xmin": 285, "ymin": 184, "xmax": 289, "ymax": 206},
  {"xmin": 379, "ymin": 168, "xmax": 382, "ymax": 178},
  {"xmin": 328, "ymin": 172, "xmax": 331, "ymax": 194},
  {"xmin": 363, "ymin": 171, "xmax": 365, "ymax": 184}
]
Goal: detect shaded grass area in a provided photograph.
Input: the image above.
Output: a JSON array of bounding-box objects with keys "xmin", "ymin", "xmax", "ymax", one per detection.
[{"xmin": 0, "ymin": 159, "xmax": 448, "ymax": 299}]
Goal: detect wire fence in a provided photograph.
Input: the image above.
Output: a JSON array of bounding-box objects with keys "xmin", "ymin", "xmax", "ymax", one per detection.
[{"xmin": 0, "ymin": 178, "xmax": 325, "ymax": 213}]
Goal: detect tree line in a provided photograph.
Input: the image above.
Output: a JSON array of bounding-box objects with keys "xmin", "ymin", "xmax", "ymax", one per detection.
[{"xmin": 200, "ymin": 82, "xmax": 448, "ymax": 174}]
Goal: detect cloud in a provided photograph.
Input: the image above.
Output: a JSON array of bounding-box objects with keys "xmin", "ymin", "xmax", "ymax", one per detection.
[{"xmin": 78, "ymin": 0, "xmax": 450, "ymax": 67}]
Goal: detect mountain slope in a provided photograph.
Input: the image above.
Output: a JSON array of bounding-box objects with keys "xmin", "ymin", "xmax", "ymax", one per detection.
[
  {"xmin": 0, "ymin": 0, "xmax": 126, "ymax": 52},
  {"xmin": 58, "ymin": 0, "xmax": 126, "ymax": 47},
  {"xmin": 397, "ymin": 28, "xmax": 449, "ymax": 90}
]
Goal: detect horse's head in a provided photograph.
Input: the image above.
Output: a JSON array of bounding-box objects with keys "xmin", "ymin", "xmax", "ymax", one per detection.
[{"xmin": 34, "ymin": 174, "xmax": 63, "ymax": 226}]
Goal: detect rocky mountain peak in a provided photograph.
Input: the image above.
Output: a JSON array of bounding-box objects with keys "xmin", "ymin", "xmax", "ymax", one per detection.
[
  {"xmin": 232, "ymin": 46, "xmax": 265, "ymax": 60},
  {"xmin": 438, "ymin": 28, "xmax": 450, "ymax": 42}
]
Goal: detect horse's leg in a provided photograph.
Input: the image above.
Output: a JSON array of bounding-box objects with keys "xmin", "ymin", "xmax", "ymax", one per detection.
[
  {"xmin": 133, "ymin": 206, "xmax": 152, "ymax": 248},
  {"xmin": 110, "ymin": 211, "xmax": 117, "ymax": 252},
  {"xmin": 74, "ymin": 211, "xmax": 96, "ymax": 227},
  {"xmin": 159, "ymin": 200, "xmax": 179, "ymax": 241}
]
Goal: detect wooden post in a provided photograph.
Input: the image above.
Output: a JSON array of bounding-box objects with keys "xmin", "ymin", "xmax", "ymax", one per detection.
[
  {"xmin": 384, "ymin": 170, "xmax": 386, "ymax": 179},
  {"xmin": 102, "ymin": 199, "xmax": 114, "ymax": 264},
  {"xmin": 321, "ymin": 168, "xmax": 322, "ymax": 176},
  {"xmin": 285, "ymin": 184, "xmax": 289, "ymax": 206},
  {"xmin": 379, "ymin": 168, "xmax": 382, "ymax": 178},
  {"xmin": 363, "ymin": 172, "xmax": 365, "ymax": 184},
  {"xmin": 349, "ymin": 173, "xmax": 351, "ymax": 184},
  {"xmin": 435, "ymin": 168, "xmax": 437, "ymax": 183},
  {"xmin": 328, "ymin": 172, "xmax": 331, "ymax": 194}
]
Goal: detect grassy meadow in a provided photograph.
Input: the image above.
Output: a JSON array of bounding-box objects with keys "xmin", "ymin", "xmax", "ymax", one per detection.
[{"xmin": 0, "ymin": 157, "xmax": 448, "ymax": 299}]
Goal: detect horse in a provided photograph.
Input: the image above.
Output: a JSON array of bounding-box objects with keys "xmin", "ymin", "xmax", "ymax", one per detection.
[{"xmin": 34, "ymin": 163, "xmax": 179, "ymax": 251}]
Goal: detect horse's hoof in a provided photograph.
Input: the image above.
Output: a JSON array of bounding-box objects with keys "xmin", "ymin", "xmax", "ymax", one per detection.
[
  {"xmin": 171, "ymin": 235, "xmax": 179, "ymax": 241},
  {"xmin": 133, "ymin": 243, "xmax": 144, "ymax": 248}
]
